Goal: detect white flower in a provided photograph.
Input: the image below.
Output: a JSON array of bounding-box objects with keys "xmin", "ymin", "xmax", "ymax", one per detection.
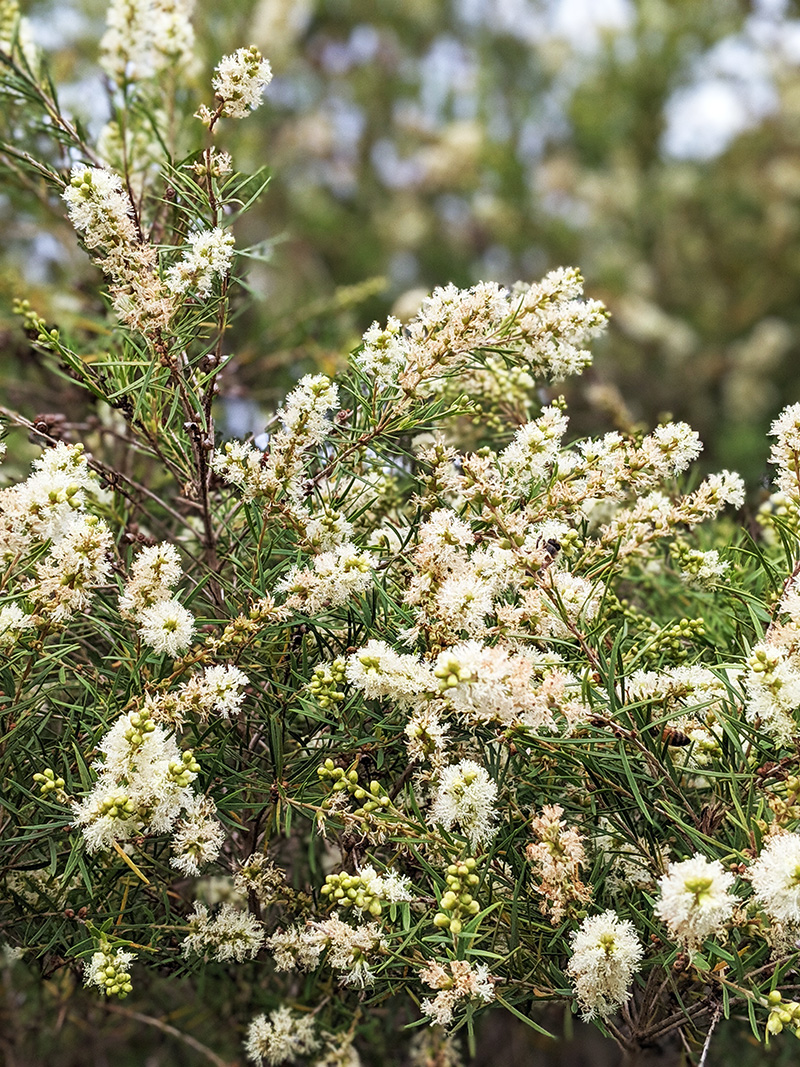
[
  {"xmin": 119, "ymin": 542, "xmax": 183, "ymax": 614},
  {"xmin": 166, "ymin": 227, "xmax": 235, "ymax": 297},
  {"xmin": 678, "ymin": 548, "xmax": 728, "ymax": 587},
  {"xmin": 430, "ymin": 759, "xmax": 498, "ymax": 848},
  {"xmin": 567, "ymin": 910, "xmax": 644, "ymax": 1020},
  {"xmin": 280, "ymin": 374, "xmax": 340, "ymax": 444},
  {"xmin": 355, "ymin": 316, "xmax": 410, "ymax": 387},
  {"xmin": 101, "ymin": 0, "xmax": 195, "ymax": 84},
  {"xmin": 744, "ymin": 643, "xmax": 800, "ymax": 742},
  {"xmin": 346, "ymin": 639, "xmax": 434, "ymax": 702},
  {"xmin": 500, "ymin": 405, "xmax": 569, "ymax": 492},
  {"xmin": 654, "ymin": 854, "xmax": 739, "ymax": 947},
  {"xmin": 138, "ymin": 598, "xmax": 195, "ymax": 656},
  {"xmin": 34, "ymin": 514, "xmax": 113, "ymax": 620},
  {"xmin": 84, "ymin": 941, "xmax": 135, "ymax": 997},
  {"xmin": 265, "ymin": 924, "xmax": 325, "ymax": 973},
  {"xmin": 311, "ymin": 916, "xmax": 386, "ymax": 988},
  {"xmin": 278, "ymin": 543, "xmax": 372, "ymax": 614},
  {"xmin": 749, "ymin": 833, "xmax": 800, "ymax": 924},
  {"xmin": 72, "ymin": 707, "xmax": 202, "ymax": 853},
  {"xmin": 176, "ymin": 664, "xmax": 250, "ymax": 719},
  {"xmin": 244, "ymin": 1006, "xmax": 318, "ymax": 1066},
  {"xmin": 183, "ymin": 901, "xmax": 264, "ymax": 962},
  {"xmin": 210, "ymin": 45, "xmax": 273, "ymax": 119},
  {"xmin": 0, "ymin": 602, "xmax": 35, "ymax": 647},
  {"xmin": 404, "ymin": 707, "xmax": 450, "ymax": 763},
  {"xmin": 170, "ymin": 796, "xmax": 226, "ymax": 876},
  {"xmin": 419, "ymin": 959, "xmax": 495, "ymax": 1027},
  {"xmin": 640, "ymin": 422, "xmax": 702, "ymax": 477},
  {"xmin": 62, "ymin": 166, "xmax": 138, "ymax": 250},
  {"xmin": 770, "ymin": 403, "xmax": 800, "ymax": 499}
]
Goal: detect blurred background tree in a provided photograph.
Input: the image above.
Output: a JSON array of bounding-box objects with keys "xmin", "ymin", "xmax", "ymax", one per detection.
[{"xmin": 3, "ymin": 0, "xmax": 800, "ymax": 466}]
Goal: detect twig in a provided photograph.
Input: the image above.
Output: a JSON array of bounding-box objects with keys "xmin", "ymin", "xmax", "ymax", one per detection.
[
  {"xmin": 101, "ymin": 1004, "xmax": 231, "ymax": 1067},
  {"xmin": 697, "ymin": 1003, "xmax": 722, "ymax": 1067}
]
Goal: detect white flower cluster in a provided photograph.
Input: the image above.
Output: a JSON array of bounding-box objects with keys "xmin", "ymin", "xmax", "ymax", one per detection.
[
  {"xmin": 119, "ymin": 541, "xmax": 195, "ymax": 656},
  {"xmin": 183, "ymin": 901, "xmax": 265, "ymax": 962},
  {"xmin": 0, "ymin": 443, "xmax": 112, "ymax": 631},
  {"xmin": 197, "ymin": 45, "xmax": 272, "ymax": 123},
  {"xmin": 0, "ymin": 602, "xmax": 34, "ymax": 648},
  {"xmin": 83, "ymin": 939, "xmax": 136, "ymax": 998},
  {"xmin": 234, "ymin": 854, "xmax": 287, "ymax": 905},
  {"xmin": 654, "ymin": 853, "xmax": 739, "ymax": 947},
  {"xmin": 266, "ymin": 916, "xmax": 386, "ymax": 988},
  {"xmin": 404, "ymin": 706, "xmax": 450, "ymax": 765},
  {"xmin": 749, "ymin": 832, "xmax": 800, "ymax": 924},
  {"xmin": 627, "ymin": 664, "xmax": 730, "ymax": 771},
  {"xmin": 419, "ymin": 959, "xmax": 495, "ymax": 1027},
  {"xmin": 321, "ymin": 864, "xmax": 413, "ymax": 918},
  {"xmin": 212, "ymin": 374, "xmax": 340, "ymax": 515},
  {"xmin": 244, "ymin": 1006, "xmax": 319, "ymax": 1067},
  {"xmin": 527, "ymin": 804, "xmax": 591, "ymax": 923},
  {"xmin": 166, "ymin": 227, "xmax": 235, "ymax": 298},
  {"xmin": 566, "ymin": 910, "xmax": 644, "ymax": 1020},
  {"xmin": 62, "ymin": 166, "xmax": 173, "ymax": 329},
  {"xmin": 430, "ymin": 759, "xmax": 498, "ymax": 848},
  {"xmin": 742, "ymin": 573, "xmax": 800, "ymax": 740},
  {"xmin": 101, "ymin": 0, "xmax": 195, "ymax": 84},
  {"xmin": 500, "ymin": 405, "xmax": 570, "ymax": 494},
  {"xmin": 148, "ymin": 663, "xmax": 250, "ymax": 725},
  {"xmin": 769, "ymin": 403, "xmax": 800, "ymax": 501},
  {"xmin": 434, "ymin": 641, "xmax": 589, "ymax": 730},
  {"xmin": 278, "ymin": 543, "xmax": 373, "ymax": 614},
  {"xmin": 677, "ymin": 547, "xmax": 729, "ymax": 587},
  {"xmin": 170, "ymin": 795, "xmax": 227, "ymax": 876},
  {"xmin": 72, "ymin": 705, "xmax": 223, "ymax": 875},
  {"xmin": 354, "ymin": 316, "xmax": 410, "ymax": 387},
  {"xmin": 345, "ymin": 639, "xmax": 434, "ymax": 703},
  {"xmin": 390, "ymin": 269, "xmax": 605, "ymax": 398}
]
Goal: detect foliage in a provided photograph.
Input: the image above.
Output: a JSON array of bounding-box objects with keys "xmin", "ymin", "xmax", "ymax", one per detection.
[{"xmin": 5, "ymin": 5, "xmax": 800, "ymax": 1067}]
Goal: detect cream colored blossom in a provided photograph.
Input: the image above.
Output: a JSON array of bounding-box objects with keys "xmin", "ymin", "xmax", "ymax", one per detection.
[
  {"xmin": 654, "ymin": 854, "xmax": 739, "ymax": 947},
  {"xmin": 567, "ymin": 910, "xmax": 644, "ymax": 1020},
  {"xmin": 244, "ymin": 1006, "xmax": 318, "ymax": 1066},
  {"xmin": 430, "ymin": 759, "xmax": 498, "ymax": 848},
  {"xmin": 749, "ymin": 832, "xmax": 800, "ymax": 924}
]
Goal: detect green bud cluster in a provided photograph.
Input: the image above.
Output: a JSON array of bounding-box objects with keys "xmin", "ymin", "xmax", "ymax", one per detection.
[
  {"xmin": 306, "ymin": 659, "xmax": 346, "ymax": 709},
  {"xmin": 433, "ymin": 857, "xmax": 480, "ymax": 936},
  {"xmin": 434, "ymin": 655, "xmax": 474, "ymax": 691},
  {"xmin": 757, "ymin": 493, "xmax": 800, "ymax": 541},
  {"xmin": 317, "ymin": 759, "xmax": 391, "ymax": 818},
  {"xmin": 648, "ymin": 617, "xmax": 705, "ymax": 663},
  {"xmin": 609, "ymin": 590, "xmax": 705, "ymax": 664},
  {"xmin": 94, "ymin": 939, "xmax": 134, "ymax": 998},
  {"xmin": 98, "ymin": 792, "xmax": 136, "ymax": 820},
  {"xmin": 669, "ymin": 540, "xmax": 726, "ymax": 584},
  {"xmin": 167, "ymin": 749, "xmax": 200, "ymax": 787},
  {"xmin": 124, "ymin": 709, "xmax": 156, "ymax": 748},
  {"xmin": 321, "ymin": 871, "xmax": 383, "ymax": 917},
  {"xmin": 767, "ymin": 775, "xmax": 800, "ymax": 827},
  {"xmin": 13, "ymin": 297, "xmax": 58, "ymax": 342},
  {"xmin": 33, "ymin": 767, "xmax": 66, "ymax": 799},
  {"xmin": 766, "ymin": 990, "xmax": 800, "ymax": 1038}
]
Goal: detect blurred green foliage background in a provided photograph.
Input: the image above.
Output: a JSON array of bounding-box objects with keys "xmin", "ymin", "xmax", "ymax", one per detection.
[{"xmin": 3, "ymin": 0, "xmax": 800, "ymax": 482}]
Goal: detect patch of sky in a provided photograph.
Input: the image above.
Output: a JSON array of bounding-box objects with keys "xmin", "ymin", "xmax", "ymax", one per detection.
[{"xmin": 661, "ymin": 18, "xmax": 786, "ymax": 160}]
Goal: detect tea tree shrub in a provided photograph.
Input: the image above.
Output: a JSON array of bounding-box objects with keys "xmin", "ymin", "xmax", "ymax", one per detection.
[{"xmin": 3, "ymin": 4, "xmax": 800, "ymax": 1065}]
